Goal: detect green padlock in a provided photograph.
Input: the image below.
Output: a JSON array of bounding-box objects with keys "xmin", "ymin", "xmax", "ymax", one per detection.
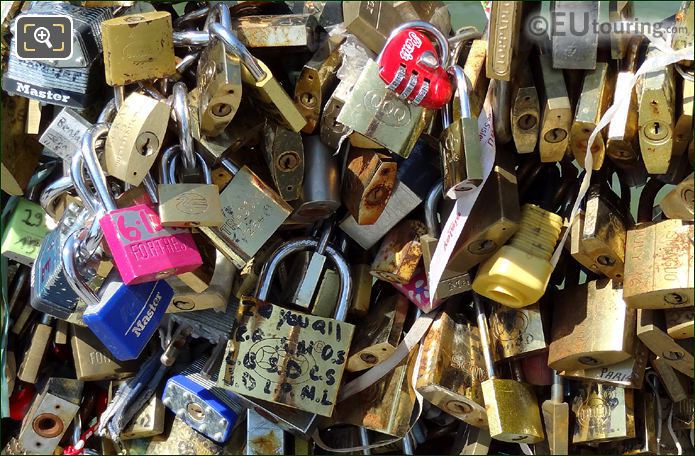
[{"xmin": 1, "ymin": 199, "xmax": 51, "ymax": 266}]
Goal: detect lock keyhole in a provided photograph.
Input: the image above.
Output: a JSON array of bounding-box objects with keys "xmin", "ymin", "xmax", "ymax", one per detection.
[
  {"xmin": 517, "ymin": 114, "xmax": 537, "ymax": 131},
  {"xmin": 544, "ymin": 128, "xmax": 567, "ymax": 144},
  {"xmin": 644, "ymin": 120, "xmax": 669, "ymax": 141},
  {"xmin": 277, "ymin": 151, "xmax": 300, "ymax": 172},
  {"xmin": 136, "ymin": 132, "xmax": 159, "ymax": 158},
  {"xmin": 211, "ymin": 102, "xmax": 232, "ymax": 117},
  {"xmin": 186, "ymin": 402, "xmax": 206, "ymax": 421}
]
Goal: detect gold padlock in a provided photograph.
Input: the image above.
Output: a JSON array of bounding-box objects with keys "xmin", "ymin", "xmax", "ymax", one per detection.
[
  {"xmin": 636, "ymin": 309, "xmax": 694, "ymax": 378},
  {"xmin": 167, "ymin": 249, "xmax": 236, "ymax": 313},
  {"xmin": 571, "ymin": 382, "xmax": 635, "ymax": 444},
  {"xmin": 660, "ymin": 172, "xmax": 694, "ymax": 221},
  {"xmin": 673, "ymin": 73, "xmax": 693, "ymax": 160},
  {"xmin": 104, "ymin": 92, "xmax": 170, "ymax": 186},
  {"xmin": 486, "ymin": 1, "xmax": 522, "ymax": 81},
  {"xmin": 489, "ymin": 302, "xmax": 547, "ymax": 362},
  {"xmin": 342, "ymin": 148, "xmax": 397, "ymax": 226},
  {"xmin": 233, "ymin": 14, "xmax": 321, "ymax": 51},
  {"xmin": 541, "ymin": 373, "xmax": 569, "ymax": 455},
  {"xmin": 262, "ymin": 121, "xmax": 305, "ymax": 202},
  {"xmin": 370, "ymin": 219, "xmax": 427, "ymax": 284},
  {"xmin": 71, "ymin": 325, "xmax": 138, "ymax": 381},
  {"xmin": 511, "ymin": 65, "xmax": 540, "ymax": 154},
  {"xmin": 416, "ymin": 302, "xmax": 488, "ymax": 428},
  {"xmin": 651, "ymin": 357, "xmax": 689, "ymax": 403},
  {"xmin": 101, "ymin": 11, "xmax": 176, "ymax": 86},
  {"xmin": 17, "ymin": 315, "xmax": 53, "ymax": 384},
  {"xmin": 462, "ymin": 39, "xmax": 489, "ymax": 117},
  {"xmin": 118, "ymin": 383, "xmax": 165, "ymax": 440},
  {"xmin": 536, "ymin": 54, "xmax": 572, "ymax": 163}
]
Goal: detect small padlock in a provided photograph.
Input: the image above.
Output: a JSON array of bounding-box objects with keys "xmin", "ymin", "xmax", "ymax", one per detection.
[
  {"xmin": 511, "ymin": 65, "xmax": 540, "ymax": 154},
  {"xmin": 541, "ymin": 373, "xmax": 569, "ymax": 455},
  {"xmin": 486, "ymin": 1, "xmax": 522, "ymax": 80},
  {"xmin": 535, "ymin": 53, "xmax": 572, "ymax": 163},
  {"xmin": 342, "ymin": 147, "xmax": 397, "ymax": 226},
  {"xmin": 1, "ymin": 198, "xmax": 51, "ymax": 267},
  {"xmin": 232, "ymin": 14, "xmax": 321, "ymax": 52},
  {"xmin": 70, "ymin": 324, "xmax": 138, "ymax": 381},
  {"xmin": 262, "ymin": 121, "xmax": 305, "ymax": 202},
  {"xmin": 167, "ymin": 249, "xmax": 235, "ymax": 313},
  {"xmin": 416, "ymin": 301, "xmax": 488, "ymax": 428},
  {"xmin": 370, "ymin": 219, "xmax": 427, "ymax": 284},
  {"xmin": 377, "ymin": 20, "xmax": 452, "ymax": 109},
  {"xmin": 16, "ymin": 315, "xmax": 53, "ymax": 384},
  {"xmin": 571, "ymin": 382, "xmax": 635, "ymax": 444},
  {"xmin": 39, "ymin": 108, "xmax": 92, "ymax": 161},
  {"xmin": 217, "ymin": 237, "xmax": 355, "ymax": 417}
]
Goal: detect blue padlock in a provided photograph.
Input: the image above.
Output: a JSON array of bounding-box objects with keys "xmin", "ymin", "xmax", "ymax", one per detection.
[
  {"xmin": 162, "ymin": 357, "xmax": 244, "ymax": 443},
  {"xmin": 63, "ymin": 229, "xmax": 172, "ymax": 361}
]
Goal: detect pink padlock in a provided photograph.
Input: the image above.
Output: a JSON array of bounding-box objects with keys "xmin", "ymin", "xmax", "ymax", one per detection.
[
  {"xmin": 391, "ymin": 266, "xmax": 442, "ymax": 313},
  {"xmin": 79, "ymin": 124, "xmax": 202, "ymax": 285}
]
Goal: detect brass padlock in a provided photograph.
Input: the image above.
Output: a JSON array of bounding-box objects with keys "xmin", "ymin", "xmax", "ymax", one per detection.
[
  {"xmin": 636, "ymin": 308, "xmax": 694, "ymax": 378},
  {"xmin": 210, "ymin": 23, "xmax": 307, "ymax": 132},
  {"xmin": 623, "ymin": 180, "xmax": 694, "ymax": 309},
  {"xmin": 370, "ymin": 219, "xmax": 427, "ymax": 284},
  {"xmin": 71, "ymin": 325, "xmax": 137, "ymax": 381},
  {"xmin": 346, "ymin": 293, "xmax": 408, "ymax": 372},
  {"xmin": 665, "ymin": 307, "xmax": 694, "ymax": 339},
  {"xmin": 262, "ymin": 121, "xmax": 305, "ymax": 202},
  {"xmin": 489, "ymin": 302, "xmax": 547, "ymax": 362},
  {"xmin": 673, "ymin": 71, "xmax": 693, "ymax": 162},
  {"xmin": 348, "ymin": 250, "xmax": 374, "ymax": 318},
  {"xmin": 570, "ymin": 62, "xmax": 615, "ymax": 170},
  {"xmin": 535, "ymin": 54, "xmax": 572, "ymax": 163},
  {"xmin": 343, "ymin": 148, "xmax": 397, "ymax": 226},
  {"xmin": 486, "ymin": 1, "xmax": 522, "ymax": 81},
  {"xmin": 233, "ymin": 14, "xmax": 321, "ymax": 52},
  {"xmin": 101, "ymin": 11, "xmax": 176, "ymax": 86},
  {"xmin": 16, "ymin": 315, "xmax": 53, "ymax": 384},
  {"xmin": 571, "ymin": 382, "xmax": 635, "ymax": 444},
  {"xmin": 416, "ymin": 302, "xmax": 488, "ymax": 428},
  {"xmin": 217, "ymin": 237, "xmax": 355, "ymax": 417},
  {"xmin": 474, "ymin": 293, "xmax": 545, "ymax": 443},
  {"xmin": 549, "ymin": 279, "xmax": 636, "ymax": 372},
  {"xmin": 551, "ymin": 1, "xmax": 599, "ymax": 70},
  {"xmin": 651, "ymin": 356, "xmax": 689, "ymax": 403},
  {"xmin": 319, "ymin": 78, "xmax": 352, "ymax": 150},
  {"xmin": 120, "ymin": 390, "xmax": 165, "ymax": 440},
  {"xmin": 541, "ymin": 373, "xmax": 569, "ymax": 455},
  {"xmin": 104, "ymin": 92, "xmax": 170, "ymax": 186},
  {"xmin": 337, "ymin": 59, "xmax": 431, "ymax": 158},
  {"xmin": 511, "ymin": 65, "xmax": 540, "ymax": 154},
  {"xmin": 167, "ymin": 249, "xmax": 236, "ymax": 313},
  {"xmin": 294, "ymin": 35, "xmax": 344, "ymax": 134},
  {"xmin": 660, "ymin": 172, "xmax": 694, "ymax": 221},
  {"xmin": 637, "ymin": 45, "xmax": 676, "ymax": 174},
  {"xmin": 462, "ymin": 39, "xmax": 489, "ymax": 118}
]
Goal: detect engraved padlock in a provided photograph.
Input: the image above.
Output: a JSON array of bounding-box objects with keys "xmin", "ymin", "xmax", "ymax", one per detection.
[
  {"xmin": 486, "ymin": 1, "xmax": 522, "ymax": 80},
  {"xmin": 82, "ymin": 124, "xmax": 203, "ymax": 285},
  {"xmin": 571, "ymin": 382, "xmax": 636, "ymax": 444},
  {"xmin": 377, "ymin": 20, "xmax": 452, "ymax": 109},
  {"xmin": 217, "ymin": 237, "xmax": 355, "ymax": 418},
  {"xmin": 370, "ymin": 219, "xmax": 427, "ymax": 284}
]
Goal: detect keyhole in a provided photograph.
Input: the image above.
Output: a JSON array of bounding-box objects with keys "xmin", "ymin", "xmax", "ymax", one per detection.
[
  {"xmin": 644, "ymin": 120, "xmax": 668, "ymax": 141},
  {"xmin": 186, "ymin": 402, "xmax": 206, "ymax": 421},
  {"xmin": 277, "ymin": 151, "xmax": 300, "ymax": 172},
  {"xmin": 664, "ymin": 292, "xmax": 688, "ymax": 305},
  {"xmin": 468, "ymin": 239, "xmax": 496, "ymax": 255},
  {"xmin": 136, "ymin": 132, "xmax": 159, "ymax": 157},
  {"xmin": 517, "ymin": 113, "xmax": 537, "ymax": 131},
  {"xmin": 544, "ymin": 127, "xmax": 567, "ymax": 144},
  {"xmin": 300, "ymin": 92, "xmax": 317, "ymax": 108},
  {"xmin": 211, "ymin": 103, "xmax": 232, "ymax": 117}
]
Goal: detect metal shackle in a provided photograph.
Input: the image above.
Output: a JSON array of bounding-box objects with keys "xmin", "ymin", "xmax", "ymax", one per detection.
[
  {"xmin": 62, "ymin": 229, "xmax": 99, "ymax": 307},
  {"xmin": 40, "ymin": 176, "xmax": 76, "ymax": 220},
  {"xmin": 442, "ymin": 65, "xmax": 471, "ymax": 129},
  {"xmin": 209, "ymin": 22, "xmax": 267, "ymax": 81},
  {"xmin": 173, "ymin": 30, "xmax": 210, "ymax": 47},
  {"xmin": 204, "ymin": 2, "xmax": 231, "ymax": 31},
  {"xmin": 425, "ymin": 180, "xmax": 444, "ymax": 237},
  {"xmin": 78, "ymin": 123, "xmax": 115, "ymax": 212},
  {"xmin": 169, "ymin": 150, "xmax": 213, "ymax": 185},
  {"xmin": 255, "ymin": 238, "xmax": 353, "ymax": 322},
  {"xmin": 172, "ymin": 82, "xmax": 196, "ymax": 173},
  {"xmin": 380, "ymin": 20, "xmax": 451, "ymax": 69}
]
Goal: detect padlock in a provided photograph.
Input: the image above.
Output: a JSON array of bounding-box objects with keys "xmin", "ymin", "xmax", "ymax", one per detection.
[
  {"xmin": 70, "ymin": 324, "xmax": 137, "ymax": 381},
  {"xmin": 511, "ymin": 65, "xmax": 540, "ymax": 154},
  {"xmin": 319, "ymin": 77, "xmax": 353, "ymax": 150},
  {"xmin": 665, "ymin": 307, "xmax": 694, "ymax": 339},
  {"xmin": 416, "ymin": 301, "xmax": 488, "ymax": 428},
  {"xmin": 101, "ymin": 11, "xmax": 176, "ymax": 86},
  {"xmin": 473, "ymin": 293, "xmax": 545, "ymax": 443},
  {"xmin": 217, "ymin": 237, "xmax": 355, "ymax": 417},
  {"xmin": 332, "ymin": 346, "xmax": 418, "ymax": 438},
  {"xmin": 623, "ymin": 179, "xmax": 694, "ymax": 309},
  {"xmin": 196, "ymin": 33, "xmax": 242, "ymax": 137},
  {"xmin": 337, "ymin": 58, "xmax": 432, "ymax": 158},
  {"xmin": 39, "ymin": 108, "xmax": 92, "ymax": 161},
  {"xmin": 660, "ymin": 172, "xmax": 694, "ymax": 221},
  {"xmin": 489, "ymin": 302, "xmax": 547, "ymax": 362},
  {"xmin": 232, "ymin": 14, "xmax": 321, "ymax": 52},
  {"xmin": 551, "ymin": 1, "xmax": 599, "ymax": 69},
  {"xmin": 1, "ymin": 198, "xmax": 51, "ymax": 267},
  {"xmin": 199, "ymin": 157, "xmax": 293, "ymax": 269},
  {"xmin": 570, "ymin": 62, "xmax": 615, "ymax": 170},
  {"xmin": 18, "ymin": 377, "xmax": 83, "ymax": 455},
  {"xmin": 245, "ymin": 409, "xmax": 288, "ymax": 455},
  {"xmin": 346, "ymin": 293, "xmax": 408, "ymax": 373},
  {"xmin": 342, "ymin": 147, "xmax": 397, "ymax": 226},
  {"xmin": 377, "ymin": 21, "xmax": 452, "ymax": 109},
  {"xmin": 157, "ymin": 146, "xmax": 224, "ymax": 228},
  {"xmin": 420, "ymin": 181, "xmax": 472, "ymax": 302},
  {"xmin": 541, "ymin": 373, "xmax": 569, "ymax": 455},
  {"xmin": 291, "ymin": 135, "xmax": 341, "ymax": 222},
  {"xmin": 651, "ymin": 357, "xmax": 689, "ymax": 403},
  {"xmin": 486, "ymin": 1, "xmax": 522, "ymax": 81},
  {"xmin": 163, "ymin": 357, "xmax": 244, "ymax": 443},
  {"xmin": 294, "ymin": 35, "xmax": 344, "ymax": 134},
  {"xmin": 104, "ymin": 92, "xmax": 170, "ymax": 186},
  {"xmin": 439, "ymin": 65, "xmax": 483, "ymax": 195},
  {"xmin": 340, "ymin": 137, "xmax": 440, "ymax": 249},
  {"xmin": 167, "ymin": 249, "xmax": 235, "ymax": 313},
  {"xmin": 445, "ymin": 147, "xmax": 521, "ymax": 277},
  {"xmin": 460, "ymin": 39, "xmax": 488, "ymax": 118},
  {"xmin": 672, "ymin": 71, "xmax": 693, "ymax": 162},
  {"xmin": 188, "ymin": 88, "xmax": 245, "ymax": 166},
  {"xmin": 636, "ymin": 309, "xmax": 694, "ymax": 378},
  {"xmin": 560, "ymin": 337, "xmax": 650, "ymax": 390},
  {"xmin": 1, "ymin": 95, "xmax": 42, "ymax": 196},
  {"xmin": 637, "ymin": 45, "xmax": 676, "ymax": 175},
  {"xmin": 343, "ymin": 1, "xmax": 451, "ymax": 55},
  {"xmin": 571, "ymin": 382, "xmax": 635, "ymax": 444},
  {"xmin": 262, "ymin": 121, "xmax": 305, "ymax": 202},
  {"xmin": 126, "ymin": 416, "xmax": 235, "ymax": 455},
  {"xmin": 209, "ymin": 23, "xmax": 307, "ymax": 132},
  {"xmin": 535, "ymin": 53, "xmax": 572, "ymax": 163},
  {"xmin": 16, "ymin": 315, "xmax": 53, "ymax": 384},
  {"xmin": 472, "ymin": 203, "xmax": 563, "ymax": 308},
  {"xmin": 606, "ymin": 36, "xmax": 647, "ymax": 187},
  {"xmin": 569, "ymin": 180, "xmax": 630, "ymax": 281},
  {"xmin": 81, "ymin": 124, "xmax": 203, "ymax": 284},
  {"xmin": 370, "ymin": 219, "xmax": 427, "ymax": 284},
  {"xmin": 120, "ymin": 387, "xmax": 165, "ymax": 440},
  {"xmin": 548, "ymin": 279, "xmax": 636, "ymax": 372}
]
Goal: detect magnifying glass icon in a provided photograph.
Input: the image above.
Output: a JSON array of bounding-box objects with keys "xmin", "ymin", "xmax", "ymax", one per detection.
[{"xmin": 33, "ymin": 26, "xmax": 53, "ymax": 49}]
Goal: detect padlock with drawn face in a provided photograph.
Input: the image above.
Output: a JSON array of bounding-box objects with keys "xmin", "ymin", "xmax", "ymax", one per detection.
[
  {"xmin": 217, "ymin": 237, "xmax": 355, "ymax": 418},
  {"xmin": 81, "ymin": 124, "xmax": 203, "ymax": 285}
]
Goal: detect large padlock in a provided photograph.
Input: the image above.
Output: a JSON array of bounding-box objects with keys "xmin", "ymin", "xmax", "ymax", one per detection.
[
  {"xmin": 82, "ymin": 124, "xmax": 203, "ymax": 285},
  {"xmin": 377, "ymin": 21, "xmax": 452, "ymax": 109},
  {"xmin": 70, "ymin": 324, "xmax": 138, "ymax": 381},
  {"xmin": 217, "ymin": 237, "xmax": 355, "ymax": 418}
]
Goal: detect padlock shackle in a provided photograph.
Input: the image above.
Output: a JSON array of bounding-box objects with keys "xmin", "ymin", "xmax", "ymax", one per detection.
[
  {"xmin": 172, "ymin": 30, "xmax": 210, "ymax": 47},
  {"xmin": 97, "ymin": 98, "xmax": 118, "ymax": 124},
  {"xmin": 204, "ymin": 2, "xmax": 231, "ymax": 31},
  {"xmin": 169, "ymin": 150, "xmax": 213, "ymax": 185},
  {"xmin": 381, "ymin": 20, "xmax": 450, "ymax": 68},
  {"xmin": 76, "ymin": 125, "xmax": 115, "ymax": 213},
  {"xmin": 159, "ymin": 145, "xmax": 179, "ymax": 184},
  {"xmin": 551, "ymin": 372, "xmax": 563, "ymax": 403},
  {"xmin": 220, "ymin": 157, "xmax": 241, "ymax": 176},
  {"xmin": 172, "ymin": 83, "xmax": 197, "ymax": 174},
  {"xmin": 448, "ymin": 26, "xmax": 483, "ymax": 65},
  {"xmin": 209, "ymin": 22, "xmax": 267, "ymax": 81},
  {"xmin": 40, "ymin": 176, "xmax": 75, "ymax": 220},
  {"xmin": 62, "ymin": 230, "xmax": 99, "ymax": 307},
  {"xmin": 425, "ymin": 180, "xmax": 443, "ymax": 236},
  {"xmin": 637, "ymin": 178, "xmax": 666, "ymax": 223},
  {"xmin": 472, "ymin": 293, "xmax": 496, "ymax": 380},
  {"xmin": 450, "ymin": 65, "xmax": 471, "ymax": 119},
  {"xmin": 256, "ymin": 238, "xmax": 353, "ymax": 322}
]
